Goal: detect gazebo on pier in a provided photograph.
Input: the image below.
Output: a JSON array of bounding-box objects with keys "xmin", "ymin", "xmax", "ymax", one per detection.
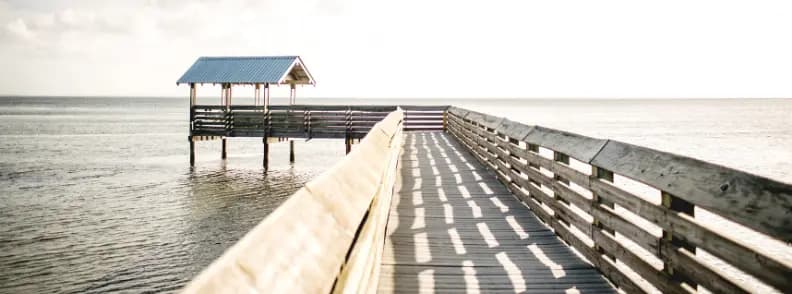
[
  {"xmin": 177, "ymin": 56, "xmax": 315, "ymax": 167},
  {"xmin": 176, "ymin": 55, "xmax": 447, "ymax": 170}
]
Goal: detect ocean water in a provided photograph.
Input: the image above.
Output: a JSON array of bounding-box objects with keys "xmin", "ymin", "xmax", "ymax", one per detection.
[{"xmin": 0, "ymin": 97, "xmax": 789, "ymax": 293}]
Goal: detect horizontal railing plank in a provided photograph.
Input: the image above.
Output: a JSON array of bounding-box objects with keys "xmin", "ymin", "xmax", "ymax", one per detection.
[
  {"xmin": 591, "ymin": 140, "xmax": 792, "ymax": 242},
  {"xmin": 523, "ymin": 126, "xmax": 608, "ymax": 163},
  {"xmin": 590, "ymin": 179, "xmax": 792, "ymax": 291}
]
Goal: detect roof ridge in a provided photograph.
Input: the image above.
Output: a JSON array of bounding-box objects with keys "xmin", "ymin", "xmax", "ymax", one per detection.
[{"xmin": 199, "ymin": 56, "xmax": 298, "ymax": 60}]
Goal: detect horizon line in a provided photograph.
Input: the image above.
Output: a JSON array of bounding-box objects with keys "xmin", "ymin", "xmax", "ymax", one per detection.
[{"xmin": 1, "ymin": 95, "xmax": 790, "ymax": 100}]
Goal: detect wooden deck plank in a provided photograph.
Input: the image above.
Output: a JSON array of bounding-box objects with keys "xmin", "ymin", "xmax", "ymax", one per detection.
[{"xmin": 377, "ymin": 131, "xmax": 616, "ymax": 293}]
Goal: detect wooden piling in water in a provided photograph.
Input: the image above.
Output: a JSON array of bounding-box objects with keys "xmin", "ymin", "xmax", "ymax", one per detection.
[
  {"xmin": 289, "ymin": 140, "xmax": 295, "ymax": 163},
  {"xmin": 221, "ymin": 139, "xmax": 227, "ymax": 159},
  {"xmin": 263, "ymin": 138, "xmax": 269, "ymax": 171},
  {"xmin": 189, "ymin": 138, "xmax": 195, "ymax": 166},
  {"xmin": 188, "ymin": 83, "xmax": 196, "ymax": 166}
]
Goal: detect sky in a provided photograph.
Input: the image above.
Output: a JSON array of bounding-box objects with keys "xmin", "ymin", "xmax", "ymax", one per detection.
[{"xmin": 0, "ymin": 0, "xmax": 791, "ymax": 98}]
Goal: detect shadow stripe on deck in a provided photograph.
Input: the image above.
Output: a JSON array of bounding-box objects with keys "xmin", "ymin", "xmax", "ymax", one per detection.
[{"xmin": 378, "ymin": 131, "xmax": 616, "ymax": 294}]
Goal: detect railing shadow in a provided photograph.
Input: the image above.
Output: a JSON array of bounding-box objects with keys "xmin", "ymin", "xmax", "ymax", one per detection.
[{"xmin": 382, "ymin": 132, "xmax": 615, "ymax": 293}]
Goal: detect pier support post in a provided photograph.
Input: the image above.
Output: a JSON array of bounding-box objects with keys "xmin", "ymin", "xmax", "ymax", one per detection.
[
  {"xmin": 263, "ymin": 138, "xmax": 269, "ymax": 172},
  {"xmin": 221, "ymin": 138, "xmax": 227, "ymax": 159},
  {"xmin": 189, "ymin": 138, "xmax": 195, "ymax": 166},
  {"xmin": 345, "ymin": 137, "xmax": 352, "ymax": 154},
  {"xmin": 289, "ymin": 140, "xmax": 295, "ymax": 163},
  {"xmin": 188, "ymin": 83, "xmax": 196, "ymax": 166}
]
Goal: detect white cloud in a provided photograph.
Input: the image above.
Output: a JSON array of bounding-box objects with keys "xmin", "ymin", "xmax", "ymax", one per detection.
[
  {"xmin": 0, "ymin": 0, "xmax": 791, "ymax": 98},
  {"xmin": 5, "ymin": 18, "xmax": 34, "ymax": 40}
]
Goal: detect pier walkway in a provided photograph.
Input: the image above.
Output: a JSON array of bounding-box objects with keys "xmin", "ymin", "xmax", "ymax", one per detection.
[
  {"xmin": 378, "ymin": 132, "xmax": 614, "ymax": 293},
  {"xmin": 175, "ymin": 57, "xmax": 790, "ymax": 293}
]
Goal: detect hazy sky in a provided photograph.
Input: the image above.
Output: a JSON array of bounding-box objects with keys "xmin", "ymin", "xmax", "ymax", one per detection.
[{"xmin": 1, "ymin": 0, "xmax": 791, "ymax": 98}]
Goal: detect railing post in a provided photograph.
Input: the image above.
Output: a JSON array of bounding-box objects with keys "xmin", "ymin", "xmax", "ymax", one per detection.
[
  {"xmin": 661, "ymin": 191, "xmax": 697, "ymax": 290},
  {"xmin": 553, "ymin": 153, "xmax": 570, "ymax": 184},
  {"xmin": 442, "ymin": 108, "xmax": 448, "ymax": 131},
  {"xmin": 591, "ymin": 167, "xmax": 616, "ymax": 260},
  {"xmin": 527, "ymin": 144, "xmax": 540, "ymax": 186},
  {"xmin": 552, "ymin": 152, "xmax": 572, "ymax": 228}
]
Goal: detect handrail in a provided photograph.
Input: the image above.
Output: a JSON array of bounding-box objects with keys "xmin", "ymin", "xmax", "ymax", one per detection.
[
  {"xmin": 191, "ymin": 105, "xmax": 448, "ymax": 138},
  {"xmin": 181, "ymin": 110, "xmax": 404, "ymax": 293},
  {"xmin": 446, "ymin": 106, "xmax": 792, "ymax": 293}
]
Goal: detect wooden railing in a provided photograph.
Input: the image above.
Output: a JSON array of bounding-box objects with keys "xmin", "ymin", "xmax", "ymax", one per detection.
[
  {"xmin": 191, "ymin": 105, "xmax": 447, "ymax": 139},
  {"xmin": 446, "ymin": 106, "xmax": 791, "ymax": 293},
  {"xmin": 182, "ymin": 110, "xmax": 404, "ymax": 293}
]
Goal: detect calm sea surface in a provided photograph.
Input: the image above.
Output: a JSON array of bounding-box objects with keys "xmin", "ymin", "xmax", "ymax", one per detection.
[{"xmin": 0, "ymin": 97, "xmax": 790, "ymax": 293}]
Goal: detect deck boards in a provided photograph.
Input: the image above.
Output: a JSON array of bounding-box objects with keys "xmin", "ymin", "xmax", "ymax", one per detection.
[{"xmin": 377, "ymin": 132, "xmax": 615, "ymax": 293}]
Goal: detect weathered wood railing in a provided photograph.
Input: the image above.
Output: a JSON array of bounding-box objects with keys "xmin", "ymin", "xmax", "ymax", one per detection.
[
  {"xmin": 182, "ymin": 110, "xmax": 404, "ymax": 293},
  {"xmin": 446, "ymin": 106, "xmax": 791, "ymax": 293},
  {"xmin": 191, "ymin": 105, "xmax": 446, "ymax": 139}
]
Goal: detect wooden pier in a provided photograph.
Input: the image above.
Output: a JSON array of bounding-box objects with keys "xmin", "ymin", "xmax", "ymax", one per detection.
[
  {"xmin": 180, "ymin": 106, "xmax": 791, "ymax": 294},
  {"xmin": 188, "ymin": 104, "xmax": 446, "ymax": 168},
  {"xmin": 175, "ymin": 56, "xmax": 791, "ymax": 293}
]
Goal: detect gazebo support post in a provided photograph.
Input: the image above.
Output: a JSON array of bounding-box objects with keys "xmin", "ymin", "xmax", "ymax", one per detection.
[
  {"xmin": 264, "ymin": 83, "xmax": 270, "ymax": 109},
  {"xmin": 263, "ymin": 83, "xmax": 270, "ymax": 170},
  {"xmin": 221, "ymin": 83, "xmax": 229, "ymax": 160},
  {"xmin": 189, "ymin": 83, "xmax": 196, "ymax": 166},
  {"xmin": 289, "ymin": 83, "xmax": 296, "ymax": 163},
  {"xmin": 254, "ymin": 84, "xmax": 260, "ymax": 106}
]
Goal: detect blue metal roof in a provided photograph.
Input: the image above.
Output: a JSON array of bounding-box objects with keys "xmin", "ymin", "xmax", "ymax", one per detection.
[{"xmin": 176, "ymin": 56, "xmax": 314, "ymax": 85}]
